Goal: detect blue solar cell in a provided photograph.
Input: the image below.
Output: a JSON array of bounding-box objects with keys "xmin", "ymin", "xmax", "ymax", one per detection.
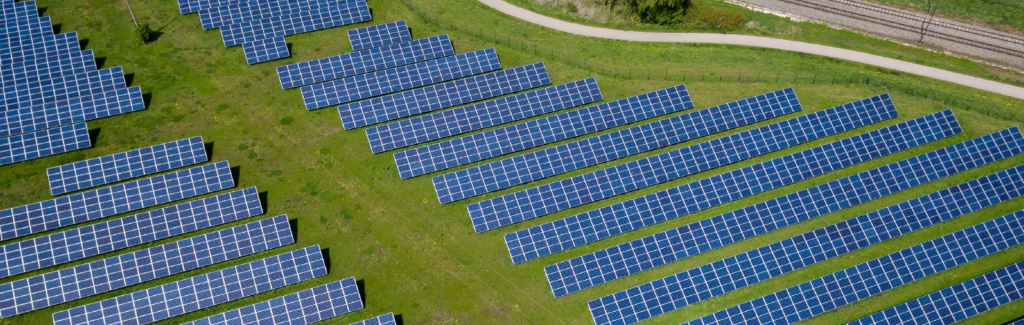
[
  {"xmin": 556, "ymin": 127, "xmax": 1023, "ymax": 299},
  {"xmin": 177, "ymin": 0, "xmax": 235, "ymax": 15},
  {"xmin": 220, "ymin": 1, "xmax": 372, "ymax": 47},
  {"xmin": 350, "ymin": 312, "xmax": 398, "ymax": 325},
  {"xmin": 52, "ymin": 245, "xmax": 326, "ymax": 325},
  {"xmin": 366, "ymin": 78, "xmax": 603, "ymax": 154},
  {"xmin": 200, "ymin": 0, "xmax": 360, "ymax": 30},
  {"xmin": 485, "ymin": 94, "xmax": 900, "ymax": 234},
  {"xmin": 0, "ymin": 122, "xmax": 90, "ymax": 166},
  {"xmin": 0, "ymin": 186, "xmax": 262, "ymax": 279},
  {"xmin": 505, "ymin": 105, "xmax": 955, "ymax": 264},
  {"xmin": 0, "ymin": 215, "xmax": 292, "ymax": 317},
  {"xmin": 0, "ymin": 30, "xmax": 78, "ymax": 66},
  {"xmin": 679, "ymin": 199, "xmax": 1024, "ymax": 325},
  {"xmin": 394, "ymin": 85, "xmax": 694, "ymax": 179},
  {"xmin": 0, "ymin": 160, "xmax": 235, "ymax": 241},
  {"xmin": 0, "ymin": 66, "xmax": 125, "ymax": 111},
  {"xmin": 339, "ymin": 62, "xmax": 551, "ymax": 130},
  {"xmin": 243, "ymin": 36, "xmax": 290, "ymax": 65},
  {"xmin": 302, "ymin": 48, "xmax": 501, "ymax": 110},
  {"xmin": 0, "ymin": 86, "xmax": 144, "ymax": 138},
  {"xmin": 1, "ymin": 49, "xmax": 95, "ymax": 88},
  {"xmin": 440, "ymin": 88, "xmax": 801, "ymax": 206},
  {"xmin": 849, "ymin": 254, "xmax": 1024, "ymax": 325},
  {"xmin": 277, "ymin": 34, "xmax": 454, "ymax": 89},
  {"xmin": 348, "ymin": 20, "xmax": 411, "ymax": 51},
  {"xmin": 47, "ymin": 135, "xmax": 207, "ymax": 195},
  {"xmin": 182, "ymin": 277, "xmax": 363, "ymax": 325}
]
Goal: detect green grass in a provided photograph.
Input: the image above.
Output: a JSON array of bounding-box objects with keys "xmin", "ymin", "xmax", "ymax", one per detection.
[
  {"xmin": 867, "ymin": 0, "xmax": 1024, "ymax": 34},
  {"xmin": 1, "ymin": 0, "xmax": 1024, "ymax": 324}
]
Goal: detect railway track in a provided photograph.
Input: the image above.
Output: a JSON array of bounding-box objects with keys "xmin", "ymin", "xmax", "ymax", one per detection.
[{"xmin": 828, "ymin": 0, "xmax": 1024, "ymax": 46}]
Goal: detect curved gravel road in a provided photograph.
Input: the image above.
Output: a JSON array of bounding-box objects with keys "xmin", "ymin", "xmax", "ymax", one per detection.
[{"xmin": 478, "ymin": 0, "xmax": 1024, "ymax": 100}]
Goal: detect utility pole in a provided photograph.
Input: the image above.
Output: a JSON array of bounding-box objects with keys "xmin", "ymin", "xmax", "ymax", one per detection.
[
  {"xmin": 126, "ymin": 0, "xmax": 138, "ymax": 26},
  {"xmin": 919, "ymin": 0, "xmax": 940, "ymax": 43}
]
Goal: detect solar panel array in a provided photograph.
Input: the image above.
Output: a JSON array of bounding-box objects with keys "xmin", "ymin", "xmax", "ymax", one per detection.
[
  {"xmin": 556, "ymin": 127, "xmax": 1022, "ymax": 299},
  {"xmin": 394, "ymin": 84, "xmax": 694, "ymax": 179},
  {"xmin": 366, "ymin": 78, "xmax": 603, "ymax": 154},
  {"xmin": 350, "ymin": 312, "xmax": 398, "ymax": 325},
  {"xmin": 302, "ymin": 48, "xmax": 501, "ymax": 110},
  {"xmin": 199, "ymin": 0, "xmax": 347, "ymax": 30},
  {"xmin": 0, "ymin": 66, "xmax": 125, "ymax": 111},
  {"xmin": 0, "ymin": 160, "xmax": 234, "ymax": 241},
  {"xmin": 181, "ymin": 277, "xmax": 363, "ymax": 325},
  {"xmin": 439, "ymin": 88, "xmax": 801, "ymax": 207},
  {"xmin": 0, "ymin": 215, "xmax": 293, "ymax": 317},
  {"xmin": 0, "ymin": 86, "xmax": 144, "ymax": 138},
  {"xmin": 0, "ymin": 29, "xmax": 74, "ymax": 66},
  {"xmin": 52, "ymin": 245, "xmax": 326, "ymax": 325},
  {"xmin": 338, "ymin": 62, "xmax": 551, "ymax": 130},
  {"xmin": 849, "ymin": 252, "xmax": 1024, "ymax": 325},
  {"xmin": 0, "ymin": 122, "xmax": 90, "ymax": 166},
  {"xmin": 277, "ymin": 34, "xmax": 455, "ymax": 89},
  {"xmin": 486, "ymin": 94, "xmax": 898, "ymax": 234},
  {"xmin": 348, "ymin": 20, "xmax": 410, "ymax": 51},
  {"xmin": 1, "ymin": 48, "xmax": 94, "ymax": 87},
  {"xmin": 243, "ymin": 36, "xmax": 290, "ymax": 65},
  {"xmin": 46, "ymin": 136, "xmax": 208, "ymax": 195},
  {"xmin": 506, "ymin": 105, "xmax": 952, "ymax": 264},
  {"xmin": 220, "ymin": 2, "xmax": 371, "ymax": 47},
  {"xmin": 681, "ymin": 197, "xmax": 1024, "ymax": 325}
]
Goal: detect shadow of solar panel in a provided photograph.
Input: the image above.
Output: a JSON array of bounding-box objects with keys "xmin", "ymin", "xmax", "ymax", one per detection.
[
  {"xmin": 277, "ymin": 34, "xmax": 454, "ymax": 89},
  {"xmin": 0, "ymin": 86, "xmax": 144, "ymax": 138},
  {"xmin": 481, "ymin": 94, "xmax": 899, "ymax": 234},
  {"xmin": 394, "ymin": 84, "xmax": 694, "ymax": 179},
  {"xmin": 348, "ymin": 20, "xmax": 411, "ymax": 51},
  {"xmin": 0, "ymin": 215, "xmax": 292, "ymax": 317},
  {"xmin": 243, "ymin": 36, "xmax": 290, "ymax": 65},
  {"xmin": 439, "ymin": 88, "xmax": 800, "ymax": 206},
  {"xmin": 0, "ymin": 66, "xmax": 125, "ymax": 111},
  {"xmin": 47, "ymin": 135, "xmax": 206, "ymax": 195},
  {"xmin": 0, "ymin": 160, "xmax": 235, "ymax": 241},
  {"xmin": 0, "ymin": 186, "xmax": 263, "ymax": 280},
  {"xmin": 182, "ymin": 277, "xmax": 364, "ymax": 325},
  {"xmin": 200, "ymin": 0, "xmax": 361, "ymax": 30},
  {"xmin": 557, "ymin": 127, "xmax": 1022, "ymax": 300},
  {"xmin": 680, "ymin": 196, "xmax": 1024, "ymax": 325},
  {"xmin": 0, "ymin": 31, "xmax": 80, "ymax": 67},
  {"xmin": 220, "ymin": 1, "xmax": 371, "ymax": 47},
  {"xmin": 0, "ymin": 122, "xmax": 90, "ymax": 166},
  {"xmin": 53, "ymin": 245, "xmax": 328, "ymax": 325},
  {"xmin": 350, "ymin": 312, "xmax": 398, "ymax": 325},
  {"xmin": 339, "ymin": 62, "xmax": 551, "ymax": 130},
  {"xmin": 302, "ymin": 48, "xmax": 501, "ymax": 110},
  {"xmin": 1, "ymin": 49, "xmax": 96, "ymax": 88}
]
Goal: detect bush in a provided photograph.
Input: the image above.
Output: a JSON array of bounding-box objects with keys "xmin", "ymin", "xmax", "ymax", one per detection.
[
  {"xmin": 680, "ymin": 2, "xmax": 746, "ymax": 30},
  {"xmin": 135, "ymin": 23, "xmax": 153, "ymax": 44}
]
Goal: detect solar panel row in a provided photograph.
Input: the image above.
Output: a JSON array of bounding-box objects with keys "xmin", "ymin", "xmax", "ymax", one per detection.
[
  {"xmin": 681, "ymin": 195, "xmax": 1024, "ymax": 325},
  {"xmin": 220, "ymin": 1, "xmax": 371, "ymax": 47},
  {"xmin": 1, "ymin": 48, "xmax": 94, "ymax": 87},
  {"xmin": 0, "ymin": 28, "xmax": 75, "ymax": 66},
  {"xmin": 201, "ymin": 0, "xmax": 358, "ymax": 30},
  {"xmin": 0, "ymin": 121, "xmax": 89, "ymax": 166},
  {"xmin": 302, "ymin": 48, "xmax": 501, "ymax": 110},
  {"xmin": 439, "ymin": 88, "xmax": 801, "ymax": 207},
  {"xmin": 53, "ymin": 245, "xmax": 327, "ymax": 325},
  {"xmin": 0, "ymin": 18, "xmax": 49, "ymax": 42},
  {"xmin": 394, "ymin": 84, "xmax": 694, "ymax": 179},
  {"xmin": 348, "ymin": 20, "xmax": 410, "ymax": 51},
  {"xmin": 178, "ymin": 0, "xmax": 235, "ymax": 15},
  {"xmin": 350, "ymin": 312, "xmax": 398, "ymax": 325},
  {"xmin": 366, "ymin": 78, "xmax": 603, "ymax": 154},
  {"xmin": 182, "ymin": 277, "xmax": 363, "ymax": 325},
  {"xmin": 0, "ymin": 160, "xmax": 234, "ymax": 241},
  {"xmin": 46, "ymin": 136, "xmax": 208, "ymax": 195},
  {"xmin": 0, "ymin": 186, "xmax": 262, "ymax": 279},
  {"xmin": 0, "ymin": 215, "xmax": 293, "ymax": 317},
  {"xmin": 557, "ymin": 127, "xmax": 1022, "ymax": 299},
  {"xmin": 242, "ymin": 36, "xmax": 290, "ymax": 65},
  {"xmin": 0, "ymin": 66, "xmax": 125, "ymax": 111},
  {"xmin": 481, "ymin": 94, "xmax": 898, "ymax": 234},
  {"xmin": 277, "ymin": 34, "xmax": 455, "ymax": 89},
  {"xmin": 0, "ymin": 86, "xmax": 145, "ymax": 138},
  {"xmin": 339, "ymin": 62, "xmax": 551, "ymax": 130},
  {"xmin": 505, "ymin": 107, "xmax": 957, "ymax": 264}
]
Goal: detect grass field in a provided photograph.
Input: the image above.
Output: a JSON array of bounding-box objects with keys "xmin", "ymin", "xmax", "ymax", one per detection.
[{"xmin": 2, "ymin": 0, "xmax": 1024, "ymax": 324}]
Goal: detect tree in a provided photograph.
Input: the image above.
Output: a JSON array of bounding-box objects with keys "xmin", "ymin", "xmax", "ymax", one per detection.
[{"xmin": 136, "ymin": 24, "xmax": 154, "ymax": 44}]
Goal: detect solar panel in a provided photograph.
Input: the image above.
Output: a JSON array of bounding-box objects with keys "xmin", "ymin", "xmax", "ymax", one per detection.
[
  {"xmin": 680, "ymin": 197, "xmax": 1024, "ymax": 325},
  {"xmin": 0, "ymin": 0, "xmax": 34, "ymax": 22},
  {"xmin": 0, "ymin": 4, "xmax": 47, "ymax": 40},
  {"xmin": 181, "ymin": 277, "xmax": 363, "ymax": 325},
  {"xmin": 0, "ymin": 215, "xmax": 292, "ymax": 317},
  {"xmin": 0, "ymin": 86, "xmax": 144, "ymax": 138},
  {"xmin": 848, "ymin": 254, "xmax": 1024, "ymax": 325},
  {"xmin": 348, "ymin": 20, "xmax": 411, "ymax": 51},
  {"xmin": 555, "ymin": 127, "xmax": 1023, "ymax": 300},
  {"xmin": 0, "ymin": 66, "xmax": 125, "ymax": 111},
  {"xmin": 1, "ymin": 49, "xmax": 96, "ymax": 88},
  {"xmin": 482, "ymin": 94, "xmax": 899, "ymax": 234},
  {"xmin": 339, "ymin": 62, "xmax": 551, "ymax": 130},
  {"xmin": 366, "ymin": 78, "xmax": 603, "ymax": 154},
  {"xmin": 350, "ymin": 312, "xmax": 398, "ymax": 325},
  {"xmin": 200, "ymin": 0, "xmax": 360, "ymax": 30},
  {"xmin": 394, "ymin": 84, "xmax": 694, "ymax": 179},
  {"xmin": 53, "ymin": 245, "xmax": 327, "ymax": 325},
  {"xmin": 505, "ymin": 107, "xmax": 956, "ymax": 264},
  {"xmin": 277, "ymin": 34, "xmax": 454, "ymax": 89},
  {"xmin": 177, "ymin": 0, "xmax": 236, "ymax": 15},
  {"xmin": 47, "ymin": 135, "xmax": 207, "ymax": 195},
  {"xmin": 220, "ymin": 1, "xmax": 372, "ymax": 47},
  {"xmin": 0, "ymin": 122, "xmax": 90, "ymax": 166},
  {"xmin": 0, "ymin": 186, "xmax": 262, "ymax": 279},
  {"xmin": 438, "ymin": 88, "xmax": 801, "ymax": 206},
  {"xmin": 0, "ymin": 160, "xmax": 234, "ymax": 241},
  {"xmin": 0, "ymin": 30, "xmax": 78, "ymax": 66},
  {"xmin": 243, "ymin": 36, "xmax": 290, "ymax": 65},
  {"xmin": 301, "ymin": 48, "xmax": 500, "ymax": 110}
]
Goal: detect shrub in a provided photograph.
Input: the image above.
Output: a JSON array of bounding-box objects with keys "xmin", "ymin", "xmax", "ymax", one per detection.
[{"xmin": 135, "ymin": 23, "xmax": 153, "ymax": 44}]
